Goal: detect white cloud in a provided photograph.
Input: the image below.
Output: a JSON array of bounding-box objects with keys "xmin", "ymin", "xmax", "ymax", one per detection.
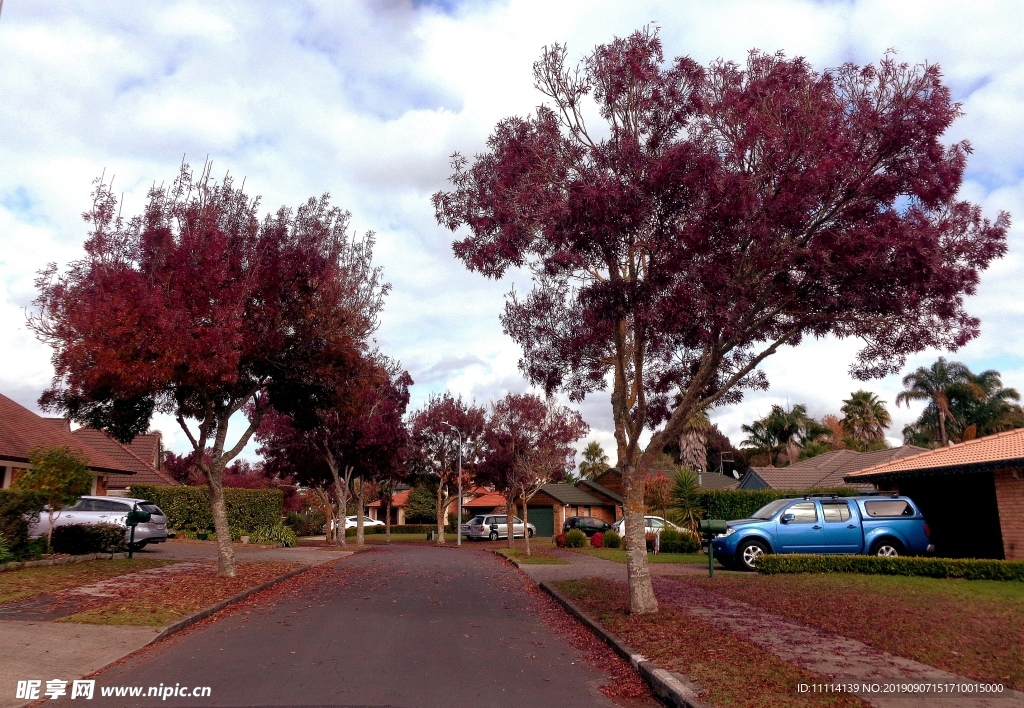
[{"xmin": 1, "ymin": 0, "xmax": 1021, "ymax": 462}]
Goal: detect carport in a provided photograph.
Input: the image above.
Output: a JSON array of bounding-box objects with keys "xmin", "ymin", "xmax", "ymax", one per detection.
[{"xmin": 845, "ymin": 428, "xmax": 1024, "ymax": 560}]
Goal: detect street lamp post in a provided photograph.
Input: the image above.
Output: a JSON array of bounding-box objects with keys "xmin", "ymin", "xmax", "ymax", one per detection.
[{"xmin": 442, "ymin": 422, "xmax": 463, "ymax": 547}]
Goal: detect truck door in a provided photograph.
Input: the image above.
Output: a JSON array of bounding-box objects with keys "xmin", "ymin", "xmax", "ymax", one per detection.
[
  {"xmin": 775, "ymin": 501, "xmax": 823, "ymax": 552},
  {"xmin": 819, "ymin": 500, "xmax": 862, "ymax": 552}
]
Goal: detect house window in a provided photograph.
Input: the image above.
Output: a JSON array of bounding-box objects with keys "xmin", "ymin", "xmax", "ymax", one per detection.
[
  {"xmin": 584, "ymin": 506, "xmax": 591, "ymax": 517},
  {"xmin": 0, "ymin": 466, "xmax": 6, "ymax": 488}
]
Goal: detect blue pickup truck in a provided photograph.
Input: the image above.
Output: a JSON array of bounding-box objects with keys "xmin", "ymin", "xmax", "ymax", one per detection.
[{"xmin": 707, "ymin": 494, "xmax": 935, "ymax": 571}]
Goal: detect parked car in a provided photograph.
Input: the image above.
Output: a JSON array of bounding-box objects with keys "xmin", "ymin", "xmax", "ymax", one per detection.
[
  {"xmin": 563, "ymin": 516, "xmax": 612, "ymax": 537},
  {"xmin": 461, "ymin": 514, "xmax": 536, "ymax": 540},
  {"xmin": 31, "ymin": 496, "xmax": 168, "ymax": 550},
  {"xmin": 329, "ymin": 515, "xmax": 386, "ymax": 531},
  {"xmin": 706, "ymin": 494, "xmax": 935, "ymax": 571},
  {"xmin": 611, "ymin": 515, "xmax": 683, "ymax": 536}
]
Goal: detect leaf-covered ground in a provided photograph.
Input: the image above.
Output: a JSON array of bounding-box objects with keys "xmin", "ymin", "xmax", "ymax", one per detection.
[
  {"xmin": 58, "ymin": 561, "xmax": 301, "ymax": 625},
  {"xmin": 574, "ymin": 548, "xmax": 707, "ymax": 564},
  {"xmin": 0, "ymin": 559, "xmax": 174, "ymax": 604},
  {"xmin": 675, "ymin": 573, "xmax": 1024, "ymax": 690},
  {"xmin": 556, "ymin": 577, "xmax": 866, "ymax": 708},
  {"xmin": 499, "ymin": 548, "xmax": 569, "ymax": 564}
]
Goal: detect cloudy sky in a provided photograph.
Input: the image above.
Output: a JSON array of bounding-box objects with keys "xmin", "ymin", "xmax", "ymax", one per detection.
[{"xmin": 1, "ymin": 0, "xmax": 1021, "ymax": 463}]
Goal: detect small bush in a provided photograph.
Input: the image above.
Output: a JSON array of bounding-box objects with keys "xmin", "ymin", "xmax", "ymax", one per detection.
[
  {"xmin": 51, "ymin": 523, "xmax": 128, "ymax": 555},
  {"xmin": 554, "ymin": 532, "xmax": 568, "ymax": 548},
  {"xmin": 756, "ymin": 554, "xmax": 1024, "ymax": 581},
  {"xmin": 248, "ymin": 524, "xmax": 297, "ymax": 548},
  {"xmin": 602, "ymin": 530, "xmax": 621, "ymax": 549},
  {"xmin": 285, "ymin": 511, "xmax": 325, "ymax": 536},
  {"xmin": 590, "ymin": 532, "xmax": 604, "ymax": 549},
  {"xmin": 0, "ymin": 489, "xmax": 47, "ymax": 558},
  {"xmin": 660, "ymin": 529, "xmax": 701, "ymax": 554},
  {"xmin": 565, "ymin": 529, "xmax": 587, "ymax": 548}
]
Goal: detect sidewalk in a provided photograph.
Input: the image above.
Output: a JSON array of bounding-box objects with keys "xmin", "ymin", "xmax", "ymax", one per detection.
[
  {"xmin": 517, "ymin": 550, "xmax": 1024, "ymax": 708},
  {"xmin": 1, "ymin": 544, "xmax": 351, "ymax": 708}
]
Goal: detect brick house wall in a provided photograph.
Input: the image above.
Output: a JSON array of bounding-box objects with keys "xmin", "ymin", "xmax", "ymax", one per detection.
[{"xmin": 994, "ymin": 467, "xmax": 1024, "ymax": 560}]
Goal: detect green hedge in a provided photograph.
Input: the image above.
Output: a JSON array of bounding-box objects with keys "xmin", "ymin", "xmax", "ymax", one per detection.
[
  {"xmin": 51, "ymin": 523, "xmax": 128, "ymax": 555},
  {"xmin": 696, "ymin": 487, "xmax": 861, "ymax": 521},
  {"xmin": 756, "ymin": 554, "xmax": 1024, "ymax": 581},
  {"xmin": 0, "ymin": 489, "xmax": 47, "ymax": 557},
  {"xmin": 130, "ymin": 485, "xmax": 283, "ymax": 532},
  {"xmin": 660, "ymin": 529, "xmax": 700, "ymax": 554}
]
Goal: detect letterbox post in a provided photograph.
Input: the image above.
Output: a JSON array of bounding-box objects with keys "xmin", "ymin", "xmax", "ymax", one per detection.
[{"xmin": 128, "ymin": 504, "xmax": 137, "ymax": 560}]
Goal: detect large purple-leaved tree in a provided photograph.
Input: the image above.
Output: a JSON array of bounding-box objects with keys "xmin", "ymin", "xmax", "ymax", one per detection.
[{"xmin": 434, "ymin": 28, "xmax": 1008, "ymax": 613}]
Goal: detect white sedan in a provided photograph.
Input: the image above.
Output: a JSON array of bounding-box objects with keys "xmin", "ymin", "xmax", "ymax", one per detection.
[
  {"xmin": 611, "ymin": 515, "xmax": 683, "ymax": 536},
  {"xmin": 330, "ymin": 516, "xmax": 385, "ymax": 530}
]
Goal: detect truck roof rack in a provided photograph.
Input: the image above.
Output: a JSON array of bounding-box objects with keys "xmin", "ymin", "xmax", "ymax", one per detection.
[{"xmin": 782, "ymin": 492, "xmax": 899, "ymax": 500}]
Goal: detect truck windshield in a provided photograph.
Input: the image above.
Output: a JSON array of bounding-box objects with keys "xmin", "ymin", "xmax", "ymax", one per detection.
[{"xmin": 751, "ymin": 499, "xmax": 790, "ymax": 520}]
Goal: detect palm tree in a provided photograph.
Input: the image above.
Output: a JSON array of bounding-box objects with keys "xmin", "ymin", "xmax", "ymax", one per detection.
[
  {"xmin": 740, "ymin": 419, "xmax": 779, "ymax": 466},
  {"xmin": 577, "ymin": 441, "xmax": 610, "ymax": 480},
  {"xmin": 959, "ymin": 370, "xmax": 1023, "ymax": 438},
  {"xmin": 669, "ymin": 468, "xmax": 701, "ymax": 538},
  {"xmin": 841, "ymin": 390, "xmax": 892, "ymax": 447},
  {"xmin": 896, "ymin": 357, "xmax": 974, "ymax": 446},
  {"xmin": 678, "ymin": 410, "xmax": 710, "ymax": 475}
]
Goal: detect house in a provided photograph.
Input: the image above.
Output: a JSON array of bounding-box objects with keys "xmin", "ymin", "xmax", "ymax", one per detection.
[
  {"xmin": 737, "ymin": 446, "xmax": 927, "ymax": 491},
  {"xmin": 68, "ymin": 427, "xmax": 178, "ymax": 495},
  {"xmin": 844, "ymin": 429, "xmax": 1024, "ymax": 560},
  {"xmin": 366, "ymin": 488, "xmax": 411, "ymax": 525},
  {"xmin": 0, "ymin": 392, "xmax": 135, "ymax": 494}
]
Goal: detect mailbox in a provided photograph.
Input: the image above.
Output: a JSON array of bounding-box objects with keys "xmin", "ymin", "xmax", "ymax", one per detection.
[
  {"xmin": 125, "ymin": 509, "xmax": 151, "ymax": 527},
  {"xmin": 699, "ymin": 519, "xmax": 728, "ymax": 536}
]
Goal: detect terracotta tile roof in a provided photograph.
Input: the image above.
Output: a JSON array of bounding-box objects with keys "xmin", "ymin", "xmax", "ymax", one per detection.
[
  {"xmin": 70, "ymin": 428, "xmax": 179, "ymax": 488},
  {"xmin": 462, "ymin": 492, "xmax": 508, "ymax": 509},
  {"xmin": 0, "ymin": 393, "xmax": 128, "ymax": 474},
  {"xmin": 367, "ymin": 489, "xmax": 411, "ymax": 508},
  {"xmin": 846, "ymin": 428, "xmax": 1024, "ymax": 481},
  {"xmin": 748, "ymin": 446, "xmax": 927, "ymax": 490},
  {"xmin": 127, "ymin": 433, "xmax": 162, "ymax": 469}
]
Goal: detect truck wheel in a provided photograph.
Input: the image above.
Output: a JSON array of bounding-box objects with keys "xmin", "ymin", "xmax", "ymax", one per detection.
[
  {"xmin": 737, "ymin": 539, "xmax": 769, "ymax": 571},
  {"xmin": 870, "ymin": 539, "xmax": 904, "ymax": 557},
  {"xmin": 489, "ymin": 531, "xmax": 499, "ymax": 541}
]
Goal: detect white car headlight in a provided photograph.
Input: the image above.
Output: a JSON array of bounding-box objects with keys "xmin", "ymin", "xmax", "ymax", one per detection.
[{"xmin": 724, "ymin": 527, "xmax": 737, "ymax": 537}]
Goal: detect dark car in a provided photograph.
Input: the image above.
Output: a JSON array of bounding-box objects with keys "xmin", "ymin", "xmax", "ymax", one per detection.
[{"xmin": 562, "ymin": 516, "xmax": 612, "ymax": 537}]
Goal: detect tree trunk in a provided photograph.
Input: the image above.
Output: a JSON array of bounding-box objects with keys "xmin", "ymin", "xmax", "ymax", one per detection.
[
  {"xmin": 435, "ymin": 479, "xmax": 446, "ymax": 544},
  {"xmin": 46, "ymin": 508, "xmax": 56, "ymax": 552},
  {"xmin": 205, "ymin": 461, "xmax": 237, "ymax": 577},
  {"xmin": 506, "ymin": 493, "xmax": 516, "ymax": 549},
  {"xmin": 938, "ymin": 409, "xmax": 948, "ymax": 446},
  {"xmin": 316, "ymin": 486, "xmax": 334, "ymax": 544},
  {"xmin": 330, "ymin": 464, "xmax": 349, "ymax": 548},
  {"xmin": 622, "ymin": 464, "xmax": 657, "ymax": 614},
  {"xmin": 384, "ymin": 484, "xmax": 392, "ymax": 544},
  {"xmin": 522, "ymin": 497, "xmax": 530, "ymax": 557},
  {"xmin": 355, "ymin": 476, "xmax": 365, "ymax": 546}
]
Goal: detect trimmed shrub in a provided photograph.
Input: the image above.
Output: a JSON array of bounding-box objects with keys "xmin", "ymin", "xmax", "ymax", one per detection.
[
  {"xmin": 590, "ymin": 532, "xmax": 604, "ymax": 549},
  {"xmin": 0, "ymin": 489, "xmax": 47, "ymax": 558},
  {"xmin": 554, "ymin": 532, "xmax": 568, "ymax": 548},
  {"xmin": 602, "ymin": 530, "xmax": 621, "ymax": 549},
  {"xmin": 130, "ymin": 485, "xmax": 283, "ymax": 532},
  {"xmin": 248, "ymin": 524, "xmax": 298, "ymax": 548},
  {"xmin": 695, "ymin": 487, "xmax": 860, "ymax": 521},
  {"xmin": 565, "ymin": 529, "xmax": 587, "ymax": 548},
  {"xmin": 756, "ymin": 554, "xmax": 1024, "ymax": 581},
  {"xmin": 660, "ymin": 529, "xmax": 700, "ymax": 554},
  {"xmin": 51, "ymin": 523, "xmax": 128, "ymax": 555}
]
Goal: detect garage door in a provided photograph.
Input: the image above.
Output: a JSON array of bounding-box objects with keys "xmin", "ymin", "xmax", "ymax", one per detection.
[{"xmin": 528, "ymin": 506, "xmax": 555, "ymax": 537}]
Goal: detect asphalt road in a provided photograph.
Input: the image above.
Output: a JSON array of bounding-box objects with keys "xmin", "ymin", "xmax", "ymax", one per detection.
[{"xmin": 71, "ymin": 545, "xmax": 637, "ymax": 708}]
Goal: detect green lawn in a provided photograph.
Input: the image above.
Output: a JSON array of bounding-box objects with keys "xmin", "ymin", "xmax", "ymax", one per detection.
[
  {"xmin": 678, "ymin": 572, "xmax": 1024, "ymax": 690},
  {"xmin": 0, "ymin": 559, "xmax": 175, "ymax": 605},
  {"xmin": 575, "ymin": 548, "xmax": 706, "ymax": 564}
]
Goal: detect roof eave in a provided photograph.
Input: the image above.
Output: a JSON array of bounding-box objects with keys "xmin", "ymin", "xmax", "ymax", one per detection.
[{"xmin": 845, "ymin": 457, "xmax": 1024, "ymax": 484}]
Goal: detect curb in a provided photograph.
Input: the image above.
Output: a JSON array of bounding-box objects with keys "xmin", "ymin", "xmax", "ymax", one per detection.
[{"xmin": 538, "ymin": 581, "xmax": 710, "ymax": 708}]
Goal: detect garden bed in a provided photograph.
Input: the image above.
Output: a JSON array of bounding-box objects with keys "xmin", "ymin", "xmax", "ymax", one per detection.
[{"xmin": 0, "ymin": 558, "xmax": 175, "ymax": 604}]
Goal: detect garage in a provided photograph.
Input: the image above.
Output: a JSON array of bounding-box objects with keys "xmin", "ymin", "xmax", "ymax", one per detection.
[{"xmin": 527, "ymin": 506, "xmax": 554, "ymax": 537}]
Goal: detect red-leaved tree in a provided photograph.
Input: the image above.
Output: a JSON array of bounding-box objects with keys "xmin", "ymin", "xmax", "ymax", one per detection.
[
  {"xmin": 32, "ymin": 163, "xmax": 378, "ymax": 576},
  {"xmin": 434, "ymin": 29, "xmax": 1008, "ymax": 611},
  {"xmin": 481, "ymin": 393, "xmax": 588, "ymax": 554},
  {"xmin": 408, "ymin": 392, "xmax": 486, "ymax": 544}
]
